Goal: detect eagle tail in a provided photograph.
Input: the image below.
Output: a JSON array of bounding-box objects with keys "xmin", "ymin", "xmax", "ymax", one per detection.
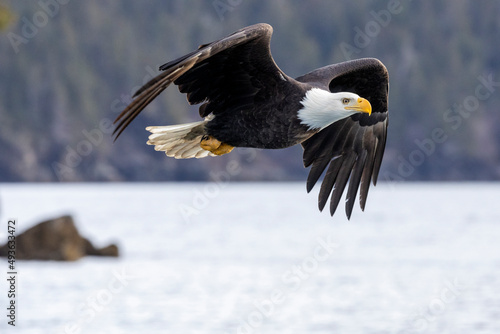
[{"xmin": 146, "ymin": 121, "xmax": 214, "ymax": 159}]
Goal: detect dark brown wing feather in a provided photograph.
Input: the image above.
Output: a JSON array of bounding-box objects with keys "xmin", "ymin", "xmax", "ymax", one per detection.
[
  {"xmin": 113, "ymin": 23, "xmax": 290, "ymax": 140},
  {"xmin": 298, "ymin": 58, "xmax": 389, "ymax": 219}
]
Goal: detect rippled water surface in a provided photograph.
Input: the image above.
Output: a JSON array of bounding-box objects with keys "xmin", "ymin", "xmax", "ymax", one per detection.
[{"xmin": 0, "ymin": 182, "xmax": 499, "ymax": 333}]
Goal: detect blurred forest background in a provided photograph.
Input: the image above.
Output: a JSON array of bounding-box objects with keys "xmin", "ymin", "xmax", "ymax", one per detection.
[{"xmin": 0, "ymin": 0, "xmax": 499, "ymax": 182}]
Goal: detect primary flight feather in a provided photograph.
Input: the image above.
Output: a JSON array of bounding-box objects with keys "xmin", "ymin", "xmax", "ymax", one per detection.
[{"xmin": 113, "ymin": 23, "xmax": 389, "ymax": 219}]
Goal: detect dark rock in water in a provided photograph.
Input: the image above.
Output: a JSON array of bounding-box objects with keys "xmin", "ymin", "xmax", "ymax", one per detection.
[
  {"xmin": 0, "ymin": 215, "xmax": 119, "ymax": 261},
  {"xmin": 83, "ymin": 238, "xmax": 119, "ymax": 257}
]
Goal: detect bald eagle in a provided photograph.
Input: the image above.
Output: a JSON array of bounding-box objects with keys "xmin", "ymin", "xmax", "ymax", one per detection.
[{"xmin": 113, "ymin": 23, "xmax": 389, "ymax": 219}]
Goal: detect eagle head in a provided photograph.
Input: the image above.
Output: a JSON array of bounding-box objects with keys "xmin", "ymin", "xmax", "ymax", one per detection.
[{"xmin": 298, "ymin": 89, "xmax": 372, "ymax": 130}]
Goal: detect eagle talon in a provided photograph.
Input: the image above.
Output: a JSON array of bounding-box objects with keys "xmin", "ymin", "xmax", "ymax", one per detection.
[{"xmin": 200, "ymin": 135, "xmax": 234, "ymax": 156}]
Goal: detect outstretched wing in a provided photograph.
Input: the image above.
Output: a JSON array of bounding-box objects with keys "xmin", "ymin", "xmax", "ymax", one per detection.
[
  {"xmin": 113, "ymin": 23, "xmax": 293, "ymax": 139},
  {"xmin": 297, "ymin": 58, "xmax": 389, "ymax": 219}
]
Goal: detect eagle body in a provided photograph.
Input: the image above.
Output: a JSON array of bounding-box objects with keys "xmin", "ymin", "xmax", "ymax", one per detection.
[
  {"xmin": 113, "ymin": 23, "xmax": 389, "ymax": 218},
  {"xmin": 204, "ymin": 82, "xmax": 310, "ymax": 149}
]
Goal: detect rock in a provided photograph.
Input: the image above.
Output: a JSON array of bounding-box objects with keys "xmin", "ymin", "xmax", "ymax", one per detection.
[
  {"xmin": 0, "ymin": 215, "xmax": 119, "ymax": 261},
  {"xmin": 83, "ymin": 237, "xmax": 119, "ymax": 257}
]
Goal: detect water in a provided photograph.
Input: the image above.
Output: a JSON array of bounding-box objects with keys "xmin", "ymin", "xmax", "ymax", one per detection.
[{"xmin": 0, "ymin": 182, "xmax": 499, "ymax": 333}]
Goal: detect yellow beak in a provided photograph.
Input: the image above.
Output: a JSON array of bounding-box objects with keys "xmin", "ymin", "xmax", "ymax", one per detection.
[{"xmin": 345, "ymin": 97, "xmax": 372, "ymax": 115}]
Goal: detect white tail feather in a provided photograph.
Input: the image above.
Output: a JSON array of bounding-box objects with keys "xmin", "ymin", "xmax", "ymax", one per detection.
[{"xmin": 146, "ymin": 121, "xmax": 215, "ymax": 159}]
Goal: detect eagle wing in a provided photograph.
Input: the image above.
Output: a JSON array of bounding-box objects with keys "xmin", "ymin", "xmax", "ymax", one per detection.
[
  {"xmin": 113, "ymin": 23, "xmax": 295, "ymax": 139},
  {"xmin": 297, "ymin": 58, "xmax": 389, "ymax": 219}
]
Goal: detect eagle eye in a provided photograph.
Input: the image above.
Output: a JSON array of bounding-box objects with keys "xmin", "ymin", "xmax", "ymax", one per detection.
[{"xmin": 342, "ymin": 98, "xmax": 350, "ymax": 105}]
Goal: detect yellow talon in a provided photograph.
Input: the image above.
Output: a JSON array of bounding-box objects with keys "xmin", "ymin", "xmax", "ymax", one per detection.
[{"xmin": 200, "ymin": 135, "xmax": 234, "ymax": 156}]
